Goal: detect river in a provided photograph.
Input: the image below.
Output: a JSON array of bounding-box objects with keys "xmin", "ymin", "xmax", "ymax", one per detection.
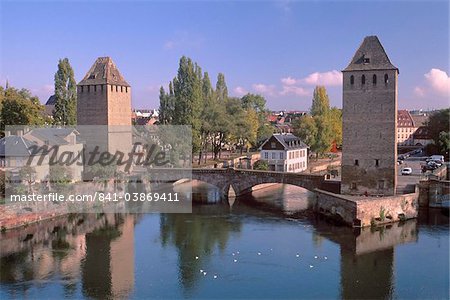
[{"xmin": 0, "ymin": 182, "xmax": 448, "ymax": 299}]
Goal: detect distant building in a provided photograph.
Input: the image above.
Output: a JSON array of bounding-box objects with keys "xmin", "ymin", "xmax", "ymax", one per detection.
[
  {"xmin": 44, "ymin": 95, "xmax": 56, "ymax": 118},
  {"xmin": 259, "ymin": 133, "xmax": 308, "ymax": 172},
  {"xmin": 412, "ymin": 126, "xmax": 433, "ymax": 146},
  {"xmin": 397, "ymin": 110, "xmax": 429, "ymax": 146},
  {"xmin": 397, "ymin": 110, "xmax": 416, "ymax": 146},
  {"xmin": 341, "ymin": 36, "xmax": 398, "ymax": 195}
]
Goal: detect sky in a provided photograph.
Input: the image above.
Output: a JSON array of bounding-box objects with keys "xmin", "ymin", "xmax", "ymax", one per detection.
[{"xmin": 1, "ymin": 0, "xmax": 449, "ymax": 111}]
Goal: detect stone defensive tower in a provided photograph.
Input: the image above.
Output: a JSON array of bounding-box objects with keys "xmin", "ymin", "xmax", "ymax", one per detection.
[
  {"xmin": 341, "ymin": 36, "xmax": 398, "ymax": 195},
  {"xmin": 77, "ymin": 57, "xmax": 131, "ymax": 126},
  {"xmin": 77, "ymin": 57, "xmax": 133, "ymax": 173}
]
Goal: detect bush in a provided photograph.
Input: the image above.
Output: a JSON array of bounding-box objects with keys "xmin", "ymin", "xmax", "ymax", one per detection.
[{"xmin": 253, "ymin": 160, "xmax": 269, "ymax": 171}]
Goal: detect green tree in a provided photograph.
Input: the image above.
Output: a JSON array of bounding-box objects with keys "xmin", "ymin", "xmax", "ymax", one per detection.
[
  {"xmin": 53, "ymin": 58, "xmax": 77, "ymax": 125},
  {"xmin": 253, "ymin": 160, "xmax": 269, "ymax": 171},
  {"xmin": 216, "ymin": 73, "xmax": 228, "ymax": 102},
  {"xmin": 293, "ymin": 115, "xmax": 318, "ymax": 153},
  {"xmin": 310, "ymin": 86, "xmax": 330, "ymax": 116},
  {"xmin": 426, "ymin": 108, "xmax": 450, "ymax": 156},
  {"xmin": 0, "ymin": 87, "xmax": 48, "ymax": 134},
  {"xmin": 329, "ymin": 107, "xmax": 343, "ymax": 146}
]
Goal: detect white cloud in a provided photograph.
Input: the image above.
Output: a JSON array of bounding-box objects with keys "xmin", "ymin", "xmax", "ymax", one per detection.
[
  {"xmin": 280, "ymin": 85, "xmax": 309, "ymax": 96},
  {"xmin": 252, "ymin": 83, "xmax": 276, "ymax": 96},
  {"xmin": 280, "ymin": 77, "xmax": 297, "ymax": 86},
  {"xmin": 424, "ymin": 68, "xmax": 450, "ymax": 96},
  {"xmin": 302, "ymin": 70, "xmax": 342, "ymax": 86},
  {"xmin": 233, "ymin": 86, "xmax": 248, "ymax": 96}
]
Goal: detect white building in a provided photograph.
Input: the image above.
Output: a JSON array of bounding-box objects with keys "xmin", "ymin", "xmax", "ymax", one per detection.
[{"xmin": 259, "ymin": 133, "xmax": 308, "ymax": 172}]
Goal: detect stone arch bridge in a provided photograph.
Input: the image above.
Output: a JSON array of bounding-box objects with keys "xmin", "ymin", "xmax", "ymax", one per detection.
[{"xmin": 143, "ymin": 168, "xmax": 326, "ymax": 198}]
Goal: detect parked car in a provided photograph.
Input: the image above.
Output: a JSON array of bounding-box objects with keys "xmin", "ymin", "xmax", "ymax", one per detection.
[
  {"xmin": 401, "ymin": 167, "xmax": 413, "ymax": 175},
  {"xmin": 397, "ymin": 159, "xmax": 404, "ymax": 165},
  {"xmin": 427, "ymin": 161, "xmax": 440, "ymax": 169}
]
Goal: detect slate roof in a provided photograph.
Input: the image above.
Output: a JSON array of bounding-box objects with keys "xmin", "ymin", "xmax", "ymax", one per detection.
[
  {"xmin": 260, "ymin": 133, "xmax": 308, "ymax": 150},
  {"xmin": 24, "ymin": 128, "xmax": 79, "ymax": 146},
  {"xmin": 0, "ymin": 136, "xmax": 38, "ymax": 157},
  {"xmin": 343, "ymin": 36, "xmax": 398, "ymax": 72},
  {"xmin": 78, "ymin": 57, "xmax": 130, "ymax": 87},
  {"xmin": 45, "ymin": 95, "xmax": 56, "ymax": 105}
]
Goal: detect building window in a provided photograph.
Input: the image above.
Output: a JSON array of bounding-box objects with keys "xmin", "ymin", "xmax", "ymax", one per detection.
[
  {"xmin": 384, "ymin": 74, "xmax": 389, "ymax": 84},
  {"xmin": 354, "ymin": 159, "xmax": 359, "ymax": 166},
  {"xmin": 87, "ymin": 85, "xmax": 90, "ymax": 92},
  {"xmin": 363, "ymin": 57, "xmax": 370, "ymax": 64},
  {"xmin": 116, "ymin": 85, "xmax": 118, "ymax": 92},
  {"xmin": 375, "ymin": 159, "xmax": 379, "ymax": 167},
  {"xmin": 264, "ymin": 152, "xmax": 268, "ymax": 159},
  {"xmin": 101, "ymin": 85, "xmax": 104, "ymax": 92},
  {"xmin": 378, "ymin": 180, "xmax": 385, "ymax": 190},
  {"xmin": 271, "ymin": 142, "xmax": 276, "ymax": 149},
  {"xmin": 126, "ymin": 87, "xmax": 128, "ymax": 93},
  {"xmin": 111, "ymin": 85, "xmax": 113, "ymax": 92},
  {"xmin": 373, "ymin": 74, "xmax": 377, "ymax": 85},
  {"xmin": 94, "ymin": 85, "xmax": 97, "ymax": 92},
  {"xmin": 351, "ymin": 182, "xmax": 357, "ymax": 190},
  {"xmin": 80, "ymin": 86, "xmax": 84, "ymax": 93},
  {"xmin": 121, "ymin": 86, "xmax": 123, "ymax": 92},
  {"xmin": 361, "ymin": 75, "xmax": 366, "ymax": 85},
  {"xmin": 271, "ymin": 153, "xmax": 276, "ymax": 159},
  {"xmin": 280, "ymin": 153, "xmax": 284, "ymax": 160},
  {"xmin": 350, "ymin": 75, "xmax": 354, "ymax": 85}
]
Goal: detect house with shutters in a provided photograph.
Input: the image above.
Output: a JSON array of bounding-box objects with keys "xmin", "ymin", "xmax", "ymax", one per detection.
[{"xmin": 259, "ymin": 133, "xmax": 308, "ymax": 173}]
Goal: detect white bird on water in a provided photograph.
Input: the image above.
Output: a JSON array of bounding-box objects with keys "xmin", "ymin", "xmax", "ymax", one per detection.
[
  {"xmin": 203, "ymin": 271, "xmax": 207, "ymax": 276},
  {"xmin": 296, "ymin": 254, "xmax": 300, "ymax": 258},
  {"xmin": 200, "ymin": 269, "xmax": 204, "ymax": 273},
  {"xmin": 257, "ymin": 252, "xmax": 261, "ymax": 256},
  {"xmin": 314, "ymin": 256, "xmax": 318, "ymax": 259},
  {"xmin": 324, "ymin": 256, "xmax": 328, "ymax": 260},
  {"xmin": 309, "ymin": 265, "xmax": 314, "ymax": 268},
  {"xmin": 233, "ymin": 259, "xmax": 238, "ymax": 263},
  {"xmin": 213, "ymin": 275, "xmax": 218, "ymax": 279},
  {"xmin": 195, "ymin": 256, "xmax": 199, "ymax": 260}
]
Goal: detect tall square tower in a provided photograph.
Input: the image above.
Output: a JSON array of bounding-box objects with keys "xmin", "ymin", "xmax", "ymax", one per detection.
[{"xmin": 341, "ymin": 36, "xmax": 398, "ymax": 195}]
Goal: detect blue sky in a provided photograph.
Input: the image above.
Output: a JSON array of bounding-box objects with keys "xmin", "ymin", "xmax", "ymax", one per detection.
[{"xmin": 1, "ymin": 0, "xmax": 449, "ymax": 110}]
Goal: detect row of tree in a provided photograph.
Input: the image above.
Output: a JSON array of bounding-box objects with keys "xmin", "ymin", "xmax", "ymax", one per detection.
[
  {"xmin": 293, "ymin": 86, "xmax": 342, "ymax": 158},
  {"xmin": 159, "ymin": 56, "xmax": 272, "ymax": 163}
]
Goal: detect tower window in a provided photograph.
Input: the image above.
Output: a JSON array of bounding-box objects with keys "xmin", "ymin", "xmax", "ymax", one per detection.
[
  {"xmin": 363, "ymin": 57, "xmax": 370, "ymax": 64},
  {"xmin": 111, "ymin": 85, "xmax": 113, "ymax": 92},
  {"xmin": 361, "ymin": 75, "xmax": 366, "ymax": 85},
  {"xmin": 121, "ymin": 86, "xmax": 123, "ymax": 92},
  {"xmin": 350, "ymin": 75, "xmax": 354, "ymax": 85},
  {"xmin": 351, "ymin": 182, "xmax": 357, "ymax": 190},
  {"xmin": 378, "ymin": 180, "xmax": 385, "ymax": 190},
  {"xmin": 384, "ymin": 74, "xmax": 389, "ymax": 84},
  {"xmin": 94, "ymin": 85, "xmax": 97, "ymax": 92},
  {"xmin": 126, "ymin": 87, "xmax": 128, "ymax": 93},
  {"xmin": 87, "ymin": 85, "xmax": 90, "ymax": 92},
  {"xmin": 354, "ymin": 159, "xmax": 359, "ymax": 166},
  {"xmin": 373, "ymin": 74, "xmax": 377, "ymax": 85},
  {"xmin": 80, "ymin": 86, "xmax": 84, "ymax": 93},
  {"xmin": 101, "ymin": 85, "xmax": 104, "ymax": 92},
  {"xmin": 116, "ymin": 85, "xmax": 118, "ymax": 92},
  {"xmin": 375, "ymin": 159, "xmax": 380, "ymax": 167}
]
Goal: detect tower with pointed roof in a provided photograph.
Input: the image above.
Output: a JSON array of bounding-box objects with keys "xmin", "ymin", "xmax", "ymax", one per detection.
[
  {"xmin": 77, "ymin": 57, "xmax": 131, "ymax": 126},
  {"xmin": 341, "ymin": 36, "xmax": 398, "ymax": 195}
]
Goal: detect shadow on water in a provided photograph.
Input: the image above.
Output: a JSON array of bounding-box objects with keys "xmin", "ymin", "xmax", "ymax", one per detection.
[
  {"xmin": 159, "ymin": 204, "xmax": 242, "ymax": 296},
  {"xmin": 0, "ymin": 181, "xmax": 448, "ymax": 299}
]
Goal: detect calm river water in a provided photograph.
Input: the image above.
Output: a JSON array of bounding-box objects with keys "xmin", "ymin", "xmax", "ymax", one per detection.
[{"xmin": 0, "ymin": 183, "xmax": 449, "ymax": 299}]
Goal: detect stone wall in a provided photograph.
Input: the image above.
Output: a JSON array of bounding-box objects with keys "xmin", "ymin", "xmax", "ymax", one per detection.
[
  {"xmin": 341, "ymin": 70, "xmax": 398, "ymax": 195},
  {"xmin": 315, "ymin": 188, "xmax": 419, "ymax": 227}
]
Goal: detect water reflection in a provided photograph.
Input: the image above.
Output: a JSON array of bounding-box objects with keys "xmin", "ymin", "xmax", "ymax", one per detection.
[
  {"xmin": 0, "ymin": 213, "xmax": 136, "ymax": 299},
  {"xmin": 160, "ymin": 204, "xmax": 242, "ymax": 294},
  {"xmin": 0, "ymin": 183, "xmax": 448, "ymax": 299}
]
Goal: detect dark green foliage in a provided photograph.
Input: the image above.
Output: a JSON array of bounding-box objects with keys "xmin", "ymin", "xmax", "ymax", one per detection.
[{"xmin": 53, "ymin": 58, "xmax": 77, "ymax": 125}]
